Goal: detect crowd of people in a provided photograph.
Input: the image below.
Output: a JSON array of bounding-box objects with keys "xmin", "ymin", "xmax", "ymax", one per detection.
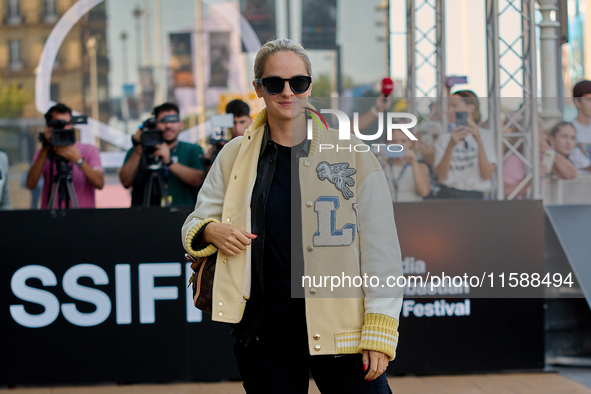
[
  {"xmin": 1, "ymin": 78, "xmax": 591, "ymax": 209},
  {"xmin": 367, "ymin": 81, "xmax": 591, "ymax": 203},
  {"xmin": 8, "ymin": 99, "xmax": 251, "ymax": 210},
  {"xmin": 1, "ymin": 37, "xmax": 590, "ymax": 391}
]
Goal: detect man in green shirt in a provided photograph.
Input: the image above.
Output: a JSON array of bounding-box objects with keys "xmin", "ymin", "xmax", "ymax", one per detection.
[{"xmin": 120, "ymin": 102, "xmax": 205, "ymax": 207}]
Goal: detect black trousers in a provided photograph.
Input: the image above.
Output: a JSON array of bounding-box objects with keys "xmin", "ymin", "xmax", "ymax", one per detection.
[{"xmin": 233, "ymin": 329, "xmax": 392, "ymax": 394}]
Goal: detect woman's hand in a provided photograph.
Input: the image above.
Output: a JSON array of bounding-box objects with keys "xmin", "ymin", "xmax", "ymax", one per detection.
[
  {"xmin": 404, "ymin": 148, "xmax": 417, "ymax": 165},
  {"xmin": 362, "ymin": 350, "xmax": 389, "ymax": 381},
  {"xmin": 450, "ymin": 126, "xmax": 469, "ymax": 146},
  {"xmin": 374, "ymin": 95, "xmax": 392, "ymax": 113},
  {"xmin": 417, "ymin": 141, "xmax": 435, "ymax": 167},
  {"xmin": 465, "ymin": 118, "xmax": 481, "ymax": 141},
  {"xmin": 203, "ymin": 222, "xmax": 256, "ymax": 256}
]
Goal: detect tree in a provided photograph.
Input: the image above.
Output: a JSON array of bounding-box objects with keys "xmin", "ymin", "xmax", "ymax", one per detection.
[
  {"xmin": 311, "ymin": 73, "xmax": 332, "ymax": 98},
  {"xmin": 312, "ymin": 73, "xmax": 357, "ymax": 98},
  {"xmin": 0, "ymin": 78, "xmax": 32, "ymax": 118}
]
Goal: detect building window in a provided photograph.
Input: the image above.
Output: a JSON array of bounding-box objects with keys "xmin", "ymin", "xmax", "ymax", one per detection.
[
  {"xmin": 6, "ymin": 0, "xmax": 23, "ymax": 25},
  {"xmin": 44, "ymin": 0, "xmax": 58, "ymax": 23},
  {"xmin": 8, "ymin": 40, "xmax": 23, "ymax": 71}
]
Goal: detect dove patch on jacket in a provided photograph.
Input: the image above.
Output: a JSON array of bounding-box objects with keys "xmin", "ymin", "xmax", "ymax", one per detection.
[{"xmin": 315, "ymin": 161, "xmax": 356, "ymax": 200}]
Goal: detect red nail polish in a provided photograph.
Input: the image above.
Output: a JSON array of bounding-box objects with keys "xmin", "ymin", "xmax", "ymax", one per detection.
[{"xmin": 363, "ymin": 363, "xmax": 368, "ymax": 371}]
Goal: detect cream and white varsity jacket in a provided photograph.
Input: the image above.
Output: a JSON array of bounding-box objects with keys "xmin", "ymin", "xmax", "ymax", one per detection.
[{"xmin": 182, "ymin": 108, "xmax": 404, "ymax": 360}]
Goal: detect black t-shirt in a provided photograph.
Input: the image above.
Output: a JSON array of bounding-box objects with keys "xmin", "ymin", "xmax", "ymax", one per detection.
[
  {"xmin": 259, "ymin": 139, "xmax": 306, "ymax": 334},
  {"xmin": 262, "ymin": 143, "xmax": 291, "ymax": 270}
]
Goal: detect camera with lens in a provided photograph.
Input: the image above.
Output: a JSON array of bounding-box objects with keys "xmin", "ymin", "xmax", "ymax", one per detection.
[
  {"xmin": 209, "ymin": 131, "xmax": 228, "ymax": 151},
  {"xmin": 139, "ymin": 114, "xmax": 180, "ymax": 151},
  {"xmin": 140, "ymin": 117, "xmax": 163, "ymax": 152},
  {"xmin": 45, "ymin": 115, "xmax": 88, "ymax": 146}
]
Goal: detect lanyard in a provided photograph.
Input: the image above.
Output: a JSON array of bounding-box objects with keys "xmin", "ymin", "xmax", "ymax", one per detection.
[{"xmin": 389, "ymin": 162, "xmax": 409, "ymax": 203}]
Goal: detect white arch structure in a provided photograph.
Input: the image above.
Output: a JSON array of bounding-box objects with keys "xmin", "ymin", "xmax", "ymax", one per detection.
[{"xmin": 35, "ymin": 0, "xmax": 262, "ymax": 150}]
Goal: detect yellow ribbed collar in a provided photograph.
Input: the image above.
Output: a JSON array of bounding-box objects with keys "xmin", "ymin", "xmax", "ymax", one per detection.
[{"xmin": 246, "ymin": 104, "xmax": 327, "ymax": 156}]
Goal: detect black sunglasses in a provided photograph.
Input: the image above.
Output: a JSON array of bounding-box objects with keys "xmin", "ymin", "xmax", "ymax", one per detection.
[{"xmin": 255, "ymin": 76, "xmax": 312, "ymax": 95}]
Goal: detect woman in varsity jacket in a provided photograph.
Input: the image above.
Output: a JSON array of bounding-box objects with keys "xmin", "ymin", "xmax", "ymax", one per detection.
[{"xmin": 182, "ymin": 39, "xmax": 403, "ymax": 393}]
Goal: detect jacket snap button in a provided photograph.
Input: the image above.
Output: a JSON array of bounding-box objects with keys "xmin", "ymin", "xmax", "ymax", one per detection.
[
  {"xmin": 306, "ymin": 201, "xmax": 313, "ymax": 208},
  {"xmin": 222, "ymin": 259, "xmax": 227, "ymax": 263},
  {"xmin": 313, "ymin": 333, "xmax": 320, "ymax": 340},
  {"xmin": 226, "ymin": 218, "xmax": 230, "ymax": 222},
  {"xmin": 218, "ymin": 302, "xmax": 223, "ymax": 306},
  {"xmin": 310, "ymin": 288, "xmax": 317, "ymax": 295},
  {"xmin": 314, "ymin": 345, "xmax": 321, "ymax": 351},
  {"xmin": 307, "ymin": 245, "xmax": 313, "ymax": 252},
  {"xmin": 218, "ymin": 312, "xmax": 223, "ymax": 316},
  {"xmin": 304, "ymin": 160, "xmax": 311, "ymax": 167}
]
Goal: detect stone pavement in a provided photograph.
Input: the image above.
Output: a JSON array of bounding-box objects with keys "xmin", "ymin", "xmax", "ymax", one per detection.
[{"xmin": 3, "ymin": 372, "xmax": 590, "ymax": 393}]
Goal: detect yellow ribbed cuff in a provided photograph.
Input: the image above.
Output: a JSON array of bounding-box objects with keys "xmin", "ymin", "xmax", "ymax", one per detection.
[
  {"xmin": 185, "ymin": 218, "xmax": 220, "ymax": 258},
  {"xmin": 357, "ymin": 313, "xmax": 400, "ymax": 361}
]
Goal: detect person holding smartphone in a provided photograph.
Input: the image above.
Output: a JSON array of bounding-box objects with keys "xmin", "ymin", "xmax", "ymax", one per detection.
[
  {"xmin": 378, "ymin": 129, "xmax": 430, "ymax": 202},
  {"xmin": 433, "ymin": 90, "xmax": 497, "ymax": 199}
]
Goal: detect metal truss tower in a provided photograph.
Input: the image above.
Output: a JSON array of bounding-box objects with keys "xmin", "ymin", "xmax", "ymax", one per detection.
[
  {"xmin": 406, "ymin": 0, "xmax": 446, "ymax": 126},
  {"xmin": 487, "ymin": 0, "xmax": 539, "ymax": 200},
  {"xmin": 405, "ymin": 0, "xmax": 540, "ymax": 200}
]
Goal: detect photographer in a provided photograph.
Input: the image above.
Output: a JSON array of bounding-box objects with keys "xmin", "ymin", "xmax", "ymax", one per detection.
[
  {"xmin": 226, "ymin": 99, "xmax": 252, "ymax": 138},
  {"xmin": 203, "ymin": 99, "xmax": 253, "ymax": 171},
  {"xmin": 26, "ymin": 103, "xmax": 104, "ymax": 209},
  {"xmin": 119, "ymin": 102, "xmax": 205, "ymax": 207}
]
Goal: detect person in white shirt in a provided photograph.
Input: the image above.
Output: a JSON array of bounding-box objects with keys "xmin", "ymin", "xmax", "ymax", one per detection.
[
  {"xmin": 434, "ymin": 90, "xmax": 497, "ymax": 199},
  {"xmin": 569, "ymin": 80, "xmax": 591, "ymax": 171}
]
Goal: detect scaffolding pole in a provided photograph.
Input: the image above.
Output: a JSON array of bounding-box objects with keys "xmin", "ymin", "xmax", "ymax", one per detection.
[
  {"xmin": 406, "ymin": 0, "xmax": 446, "ymax": 129},
  {"xmin": 486, "ymin": 0, "xmax": 539, "ymax": 200}
]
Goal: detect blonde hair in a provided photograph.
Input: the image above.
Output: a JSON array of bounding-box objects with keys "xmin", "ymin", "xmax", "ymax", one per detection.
[
  {"xmin": 254, "ymin": 39, "xmax": 312, "ymax": 80},
  {"xmin": 454, "ymin": 90, "xmax": 482, "ymax": 125}
]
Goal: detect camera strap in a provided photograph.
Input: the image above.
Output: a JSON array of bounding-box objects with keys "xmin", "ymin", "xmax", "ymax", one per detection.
[{"xmin": 388, "ymin": 162, "xmax": 409, "ymax": 203}]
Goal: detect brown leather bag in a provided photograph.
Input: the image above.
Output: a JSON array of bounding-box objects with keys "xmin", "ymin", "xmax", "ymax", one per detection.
[{"xmin": 185, "ymin": 253, "xmax": 216, "ymax": 314}]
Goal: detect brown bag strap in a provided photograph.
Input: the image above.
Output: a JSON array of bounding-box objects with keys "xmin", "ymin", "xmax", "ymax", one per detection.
[{"xmin": 185, "ymin": 253, "xmax": 206, "ymax": 272}]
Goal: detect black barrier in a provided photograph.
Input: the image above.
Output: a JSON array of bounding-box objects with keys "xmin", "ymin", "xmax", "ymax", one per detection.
[
  {"xmin": 546, "ymin": 205, "xmax": 591, "ymax": 308},
  {"xmin": 1, "ymin": 201, "xmax": 545, "ymax": 386},
  {"xmin": 389, "ymin": 200, "xmax": 545, "ymax": 373},
  {"xmin": 2, "ymin": 207, "xmax": 240, "ymax": 385}
]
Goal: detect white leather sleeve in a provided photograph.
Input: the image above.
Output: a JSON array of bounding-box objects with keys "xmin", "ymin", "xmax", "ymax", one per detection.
[
  {"xmin": 181, "ymin": 138, "xmax": 241, "ymax": 253},
  {"xmin": 356, "ymin": 170, "xmax": 404, "ymax": 319}
]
